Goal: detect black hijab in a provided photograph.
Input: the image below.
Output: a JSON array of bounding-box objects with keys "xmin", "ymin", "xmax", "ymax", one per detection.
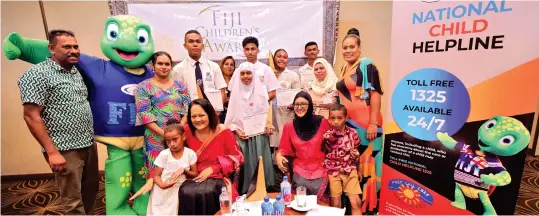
[{"xmin": 292, "ymin": 91, "xmax": 323, "ymax": 141}]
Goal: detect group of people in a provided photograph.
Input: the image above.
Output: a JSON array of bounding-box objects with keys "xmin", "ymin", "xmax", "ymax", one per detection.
[{"xmin": 16, "ymin": 26, "xmax": 384, "ymax": 215}]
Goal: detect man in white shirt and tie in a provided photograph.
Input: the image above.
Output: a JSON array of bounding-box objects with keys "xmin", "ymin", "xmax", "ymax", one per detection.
[
  {"xmin": 298, "ymin": 41, "xmax": 320, "ymax": 85},
  {"xmin": 237, "ymin": 36, "xmax": 280, "ymax": 100},
  {"xmin": 172, "ymin": 30, "xmax": 226, "ymax": 103}
]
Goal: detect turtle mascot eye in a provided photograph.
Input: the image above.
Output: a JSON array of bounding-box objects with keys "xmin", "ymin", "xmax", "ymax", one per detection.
[{"xmin": 435, "ymin": 116, "xmax": 530, "ymax": 215}]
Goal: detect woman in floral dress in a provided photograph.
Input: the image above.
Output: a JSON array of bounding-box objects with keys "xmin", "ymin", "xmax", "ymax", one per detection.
[{"xmin": 134, "ymin": 51, "xmax": 191, "ymax": 180}]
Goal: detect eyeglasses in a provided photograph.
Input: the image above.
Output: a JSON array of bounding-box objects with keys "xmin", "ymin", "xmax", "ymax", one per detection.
[{"xmin": 293, "ymin": 103, "xmax": 309, "ymax": 108}]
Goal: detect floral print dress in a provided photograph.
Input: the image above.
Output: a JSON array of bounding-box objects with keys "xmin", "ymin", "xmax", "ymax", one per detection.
[{"xmin": 135, "ymin": 79, "xmax": 191, "ymax": 179}]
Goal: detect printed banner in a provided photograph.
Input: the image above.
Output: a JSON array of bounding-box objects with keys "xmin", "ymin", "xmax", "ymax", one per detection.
[
  {"xmin": 122, "ymin": 1, "xmax": 327, "ymax": 63},
  {"xmin": 380, "ymin": 0, "xmax": 539, "ymax": 215}
]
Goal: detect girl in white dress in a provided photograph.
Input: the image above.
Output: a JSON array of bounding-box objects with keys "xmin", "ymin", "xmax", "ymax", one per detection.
[
  {"xmin": 147, "ymin": 119, "xmax": 198, "ymax": 215},
  {"xmin": 224, "ymin": 62, "xmax": 276, "ymax": 194}
]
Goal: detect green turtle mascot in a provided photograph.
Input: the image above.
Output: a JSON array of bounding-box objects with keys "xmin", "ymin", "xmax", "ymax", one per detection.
[
  {"xmin": 3, "ymin": 15, "xmax": 158, "ymax": 215},
  {"xmin": 436, "ymin": 116, "xmax": 531, "ymax": 215}
]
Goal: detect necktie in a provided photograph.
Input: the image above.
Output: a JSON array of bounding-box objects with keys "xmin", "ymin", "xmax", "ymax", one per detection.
[
  {"xmin": 195, "ymin": 61, "xmax": 204, "ymax": 92},
  {"xmin": 195, "ymin": 61, "xmax": 207, "ymax": 99}
]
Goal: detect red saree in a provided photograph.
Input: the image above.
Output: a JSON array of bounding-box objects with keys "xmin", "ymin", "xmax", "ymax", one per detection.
[{"xmin": 178, "ymin": 124, "xmax": 244, "ymax": 215}]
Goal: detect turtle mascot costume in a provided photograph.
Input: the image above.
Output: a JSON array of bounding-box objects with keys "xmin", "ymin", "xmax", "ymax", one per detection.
[
  {"xmin": 3, "ymin": 15, "xmax": 157, "ymax": 215},
  {"xmin": 436, "ymin": 116, "xmax": 531, "ymax": 215}
]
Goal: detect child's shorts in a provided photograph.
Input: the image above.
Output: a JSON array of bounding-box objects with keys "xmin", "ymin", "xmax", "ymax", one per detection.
[{"xmin": 328, "ymin": 169, "xmax": 362, "ymax": 197}]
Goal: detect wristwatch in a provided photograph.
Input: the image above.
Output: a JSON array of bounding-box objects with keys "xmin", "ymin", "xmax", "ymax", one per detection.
[{"xmin": 370, "ymin": 121, "xmax": 378, "ymax": 125}]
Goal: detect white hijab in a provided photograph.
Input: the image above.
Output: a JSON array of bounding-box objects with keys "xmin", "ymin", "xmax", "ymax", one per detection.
[
  {"xmin": 309, "ymin": 58, "xmax": 338, "ymax": 95},
  {"xmin": 224, "ymin": 62, "xmax": 269, "ymax": 131}
]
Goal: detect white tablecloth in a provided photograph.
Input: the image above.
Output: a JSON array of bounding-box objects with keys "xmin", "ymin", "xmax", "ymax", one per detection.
[{"xmin": 229, "ymin": 195, "xmax": 345, "ymax": 216}]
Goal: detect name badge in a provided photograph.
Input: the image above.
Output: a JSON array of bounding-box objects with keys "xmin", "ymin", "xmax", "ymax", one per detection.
[
  {"xmin": 190, "ymin": 91, "xmax": 199, "ymax": 99},
  {"xmin": 205, "ymin": 71, "xmax": 213, "ymax": 82},
  {"xmin": 280, "ymin": 81, "xmax": 291, "ymax": 89}
]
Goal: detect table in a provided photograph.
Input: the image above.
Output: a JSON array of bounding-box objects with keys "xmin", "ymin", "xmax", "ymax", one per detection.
[{"xmin": 215, "ymin": 192, "xmax": 328, "ymax": 215}]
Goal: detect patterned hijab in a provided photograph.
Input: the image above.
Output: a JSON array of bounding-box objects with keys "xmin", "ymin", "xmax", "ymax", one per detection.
[{"xmin": 309, "ymin": 58, "xmax": 337, "ymax": 95}]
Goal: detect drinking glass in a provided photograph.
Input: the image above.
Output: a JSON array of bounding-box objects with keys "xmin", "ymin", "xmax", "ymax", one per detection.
[
  {"xmin": 235, "ymin": 195, "xmax": 249, "ymax": 216},
  {"xmin": 296, "ymin": 186, "xmax": 307, "ymax": 208}
]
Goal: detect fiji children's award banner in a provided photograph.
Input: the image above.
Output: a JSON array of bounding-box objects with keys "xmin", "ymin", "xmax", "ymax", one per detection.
[
  {"xmin": 379, "ymin": 0, "xmax": 539, "ymax": 215},
  {"xmin": 109, "ymin": 0, "xmax": 339, "ymax": 65}
]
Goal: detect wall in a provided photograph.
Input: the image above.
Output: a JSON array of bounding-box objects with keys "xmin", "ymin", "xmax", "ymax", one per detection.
[
  {"xmin": 2, "ymin": 1, "xmax": 50, "ymax": 175},
  {"xmin": 1, "ymin": 0, "xmax": 394, "ymax": 175},
  {"xmin": 334, "ymin": 0, "xmax": 393, "ymax": 126},
  {"xmin": 1, "ymin": 1, "xmax": 111, "ymax": 175}
]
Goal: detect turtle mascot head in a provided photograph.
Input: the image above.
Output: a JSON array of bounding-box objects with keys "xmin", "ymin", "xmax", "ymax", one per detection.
[
  {"xmin": 100, "ymin": 15, "xmax": 154, "ymax": 68},
  {"xmin": 477, "ymin": 116, "xmax": 531, "ymax": 157}
]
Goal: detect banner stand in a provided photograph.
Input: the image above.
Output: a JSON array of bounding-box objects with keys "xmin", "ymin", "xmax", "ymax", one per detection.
[{"xmin": 380, "ymin": 1, "xmax": 539, "ymax": 215}]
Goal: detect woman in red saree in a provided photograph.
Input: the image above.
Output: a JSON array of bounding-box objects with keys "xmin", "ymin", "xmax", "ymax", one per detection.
[{"xmin": 177, "ymin": 99, "xmax": 244, "ymax": 215}]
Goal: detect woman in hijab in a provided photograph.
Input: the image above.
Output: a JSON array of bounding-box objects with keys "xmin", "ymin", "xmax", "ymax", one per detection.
[
  {"xmin": 304, "ymin": 58, "xmax": 339, "ymax": 118},
  {"xmin": 224, "ymin": 62, "xmax": 276, "ymax": 194},
  {"xmin": 275, "ymin": 91, "xmax": 331, "ymax": 203}
]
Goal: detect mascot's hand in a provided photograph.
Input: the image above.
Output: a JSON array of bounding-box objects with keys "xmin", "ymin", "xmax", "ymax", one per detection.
[
  {"xmin": 3, "ymin": 32, "xmax": 23, "ymax": 60},
  {"xmin": 129, "ymin": 178, "xmax": 153, "ymax": 201},
  {"xmin": 3, "ymin": 32, "xmax": 50, "ymax": 64},
  {"xmin": 480, "ymin": 171, "xmax": 511, "ymax": 186},
  {"xmin": 436, "ymin": 132, "xmax": 458, "ymax": 149}
]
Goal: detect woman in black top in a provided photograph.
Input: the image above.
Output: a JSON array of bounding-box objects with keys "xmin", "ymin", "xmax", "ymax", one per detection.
[{"xmin": 218, "ymin": 56, "xmax": 236, "ymax": 123}]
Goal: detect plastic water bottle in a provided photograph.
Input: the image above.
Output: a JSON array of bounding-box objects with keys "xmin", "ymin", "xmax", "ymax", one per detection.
[
  {"xmin": 281, "ymin": 176, "xmax": 292, "ymax": 205},
  {"xmin": 273, "ymin": 194, "xmax": 285, "ymax": 216},
  {"xmin": 219, "ymin": 187, "xmax": 231, "ymax": 215},
  {"xmin": 261, "ymin": 196, "xmax": 274, "ymax": 216}
]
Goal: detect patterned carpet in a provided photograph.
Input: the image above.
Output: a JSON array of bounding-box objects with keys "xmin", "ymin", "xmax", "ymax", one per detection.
[
  {"xmin": 515, "ymin": 154, "xmax": 539, "ymax": 215},
  {"xmin": 2, "ymin": 155, "xmax": 539, "ymax": 215},
  {"xmin": 1, "ymin": 175, "xmax": 106, "ymax": 215}
]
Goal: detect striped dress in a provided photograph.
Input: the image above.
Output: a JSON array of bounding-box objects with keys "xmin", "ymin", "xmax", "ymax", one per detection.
[
  {"xmin": 336, "ymin": 57, "xmax": 384, "ymax": 213},
  {"xmin": 134, "ymin": 79, "xmax": 191, "ymax": 179}
]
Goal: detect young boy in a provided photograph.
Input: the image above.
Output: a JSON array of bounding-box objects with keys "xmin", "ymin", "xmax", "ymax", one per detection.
[
  {"xmin": 323, "ymin": 104, "xmax": 362, "ymax": 215},
  {"xmin": 239, "ymin": 36, "xmax": 280, "ymax": 101}
]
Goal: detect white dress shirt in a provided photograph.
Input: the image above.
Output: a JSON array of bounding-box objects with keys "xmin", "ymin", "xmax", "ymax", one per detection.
[
  {"xmin": 254, "ymin": 61, "xmax": 280, "ymax": 92},
  {"xmin": 298, "ymin": 63, "xmax": 315, "ymax": 87},
  {"xmin": 277, "ymin": 68, "xmax": 301, "ymax": 89},
  {"xmin": 231, "ymin": 61, "xmax": 280, "ymax": 93},
  {"xmin": 298, "ymin": 63, "xmax": 313, "ymax": 75},
  {"xmin": 172, "ymin": 56, "xmax": 227, "ymax": 100}
]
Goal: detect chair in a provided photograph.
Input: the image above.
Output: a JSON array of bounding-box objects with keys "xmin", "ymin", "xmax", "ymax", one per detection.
[{"xmin": 284, "ymin": 156, "xmax": 295, "ymax": 185}]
